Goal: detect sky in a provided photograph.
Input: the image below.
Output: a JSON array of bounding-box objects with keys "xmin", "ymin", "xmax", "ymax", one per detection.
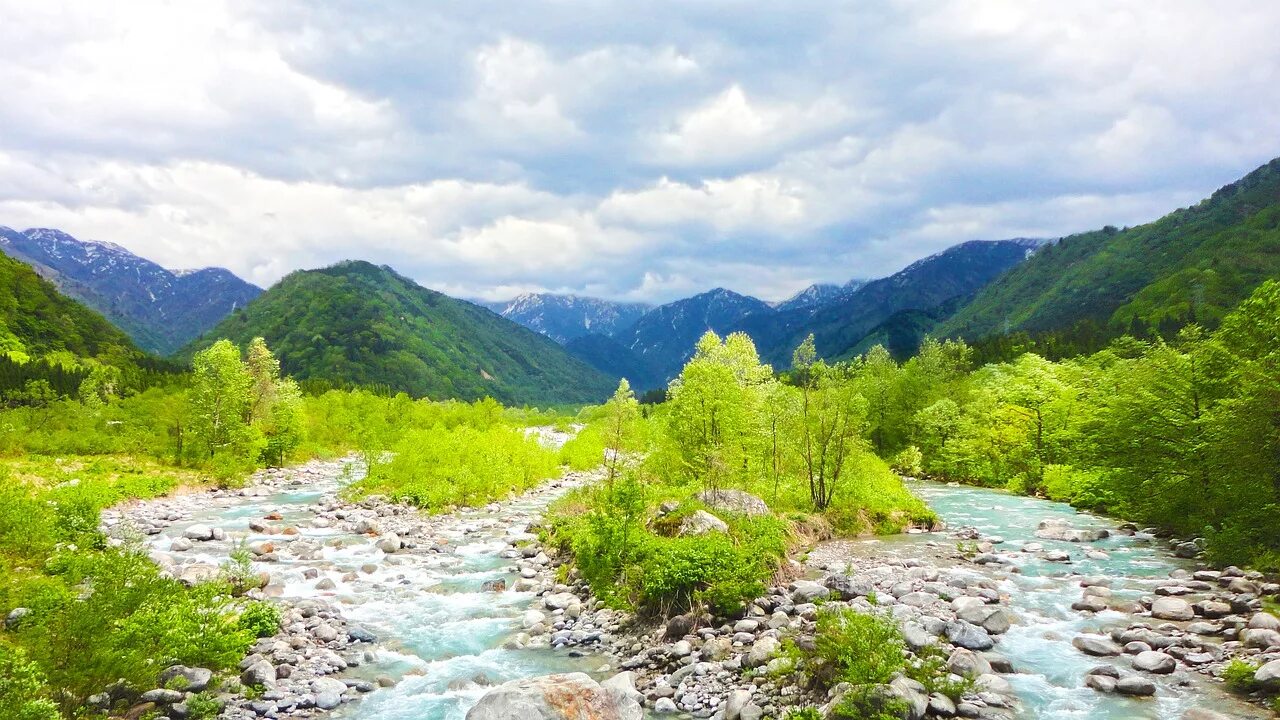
[{"xmin": 1, "ymin": 1, "xmax": 1278, "ymax": 303}]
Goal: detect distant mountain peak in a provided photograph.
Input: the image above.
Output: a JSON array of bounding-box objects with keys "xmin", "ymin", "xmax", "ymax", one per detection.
[
  {"xmin": 488, "ymin": 292, "xmax": 650, "ymax": 345},
  {"xmin": 0, "ymin": 225, "xmax": 260, "ymax": 355}
]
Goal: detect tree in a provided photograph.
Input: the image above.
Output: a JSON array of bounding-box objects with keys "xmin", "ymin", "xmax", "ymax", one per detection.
[
  {"xmin": 602, "ymin": 379, "xmax": 640, "ymax": 488},
  {"xmin": 853, "ymin": 345, "xmax": 901, "ymax": 455},
  {"xmin": 793, "ymin": 335, "xmax": 868, "ymax": 510},
  {"xmin": 189, "ymin": 340, "xmax": 257, "ymax": 461},
  {"xmin": 262, "ymin": 378, "xmax": 304, "ymax": 467},
  {"xmin": 245, "ymin": 337, "xmax": 280, "ymax": 425}
]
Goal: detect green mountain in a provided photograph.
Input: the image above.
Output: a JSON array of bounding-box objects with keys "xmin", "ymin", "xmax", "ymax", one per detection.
[
  {"xmin": 183, "ymin": 260, "xmax": 616, "ymax": 406},
  {"xmin": 0, "ymin": 252, "xmax": 155, "ymax": 398},
  {"xmin": 940, "ymin": 157, "xmax": 1280, "ymax": 343},
  {"xmin": 0, "ymin": 251, "xmax": 142, "ymax": 364}
]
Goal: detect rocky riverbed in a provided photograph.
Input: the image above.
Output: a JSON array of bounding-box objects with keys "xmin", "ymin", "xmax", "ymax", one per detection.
[{"xmin": 94, "ymin": 456, "xmax": 1278, "ymax": 720}]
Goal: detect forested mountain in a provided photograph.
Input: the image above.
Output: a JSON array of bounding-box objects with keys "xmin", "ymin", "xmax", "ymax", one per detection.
[
  {"xmin": 0, "ymin": 227, "xmax": 261, "ymax": 355},
  {"xmin": 183, "ymin": 260, "xmax": 616, "ymax": 406},
  {"xmin": 0, "ymin": 251, "xmax": 158, "ymax": 399},
  {"xmin": 610, "ymin": 288, "xmax": 775, "ymax": 385},
  {"xmin": 736, "ymin": 239, "xmax": 1042, "ymax": 367},
  {"xmin": 485, "ymin": 293, "xmax": 650, "ymax": 343},
  {"xmin": 940, "ymin": 157, "xmax": 1280, "ymax": 345},
  {"xmin": 563, "ymin": 333, "xmax": 662, "ymax": 390}
]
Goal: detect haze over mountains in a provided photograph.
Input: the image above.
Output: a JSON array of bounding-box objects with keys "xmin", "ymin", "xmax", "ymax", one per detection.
[{"xmin": 4, "ymin": 155, "xmax": 1280, "ymax": 403}]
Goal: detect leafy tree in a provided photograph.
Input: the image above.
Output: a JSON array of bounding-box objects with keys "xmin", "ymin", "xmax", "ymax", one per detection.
[
  {"xmin": 794, "ymin": 336, "xmax": 868, "ymax": 510},
  {"xmin": 189, "ymin": 340, "xmax": 260, "ymax": 468},
  {"xmin": 602, "ymin": 379, "xmax": 640, "ymax": 488}
]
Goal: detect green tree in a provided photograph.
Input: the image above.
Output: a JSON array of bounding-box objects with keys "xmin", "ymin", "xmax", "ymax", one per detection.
[
  {"xmin": 189, "ymin": 340, "xmax": 258, "ymax": 463},
  {"xmin": 602, "ymin": 379, "xmax": 640, "ymax": 488},
  {"xmin": 793, "ymin": 336, "xmax": 868, "ymax": 510}
]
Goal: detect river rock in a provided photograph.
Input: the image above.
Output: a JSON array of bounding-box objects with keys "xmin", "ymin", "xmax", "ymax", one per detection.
[
  {"xmin": 1248, "ymin": 612, "xmax": 1280, "ymax": 631},
  {"xmin": 158, "ymin": 665, "xmax": 213, "ymax": 692},
  {"xmin": 945, "ymin": 621, "xmax": 994, "ymax": 651},
  {"xmin": 1183, "ymin": 710, "xmax": 1234, "ymax": 720},
  {"xmin": 790, "ymin": 580, "xmax": 831, "ymax": 603},
  {"xmin": 1241, "ymin": 628, "xmax": 1280, "ymax": 649},
  {"xmin": 696, "ymin": 489, "xmax": 770, "ymax": 517},
  {"xmin": 169, "ymin": 537, "xmax": 193, "ymax": 552},
  {"xmin": 182, "ymin": 524, "xmax": 215, "ymax": 541},
  {"xmin": 825, "ymin": 574, "xmax": 874, "ymax": 600},
  {"xmin": 1131, "ymin": 650, "xmax": 1176, "ymax": 674},
  {"xmin": 1173, "ymin": 541, "xmax": 1200, "ymax": 558},
  {"xmin": 1085, "ymin": 674, "xmax": 1116, "ymax": 693},
  {"xmin": 678, "ymin": 510, "xmax": 728, "ymax": 536},
  {"xmin": 947, "ymin": 648, "xmax": 991, "ymax": 677},
  {"xmin": 377, "ymin": 534, "xmax": 402, "ymax": 553},
  {"xmin": 745, "ymin": 636, "xmax": 781, "ymax": 668},
  {"xmin": 1114, "ymin": 675, "xmax": 1156, "ymax": 696},
  {"xmin": 1255, "ymin": 659, "xmax": 1280, "ymax": 688},
  {"xmin": 464, "ymin": 672, "xmax": 642, "ymax": 720},
  {"xmin": 240, "ymin": 658, "xmax": 276, "ymax": 687},
  {"xmin": 1073, "ymin": 634, "xmax": 1122, "ymax": 657},
  {"xmin": 1151, "ymin": 597, "xmax": 1194, "ymax": 621},
  {"xmin": 139, "ymin": 688, "xmax": 184, "ymax": 704}
]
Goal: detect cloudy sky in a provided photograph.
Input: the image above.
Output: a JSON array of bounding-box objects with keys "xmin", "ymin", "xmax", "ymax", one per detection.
[{"xmin": 1, "ymin": 1, "xmax": 1278, "ymax": 302}]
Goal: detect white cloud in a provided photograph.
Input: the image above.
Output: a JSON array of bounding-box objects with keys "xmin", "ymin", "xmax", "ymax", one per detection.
[{"xmin": 0, "ymin": 1, "xmax": 1278, "ymax": 303}]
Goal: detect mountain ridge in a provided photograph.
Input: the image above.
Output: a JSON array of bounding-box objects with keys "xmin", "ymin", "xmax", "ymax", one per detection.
[{"xmin": 0, "ymin": 226, "xmax": 261, "ymax": 355}]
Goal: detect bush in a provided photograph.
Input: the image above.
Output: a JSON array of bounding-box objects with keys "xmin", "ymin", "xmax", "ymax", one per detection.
[
  {"xmin": 1222, "ymin": 658, "xmax": 1260, "ymax": 691},
  {"xmin": 0, "ymin": 644, "xmax": 60, "ymax": 720},
  {"xmin": 237, "ymin": 601, "xmax": 281, "ymax": 638},
  {"xmin": 889, "ymin": 446, "xmax": 923, "ymax": 476}
]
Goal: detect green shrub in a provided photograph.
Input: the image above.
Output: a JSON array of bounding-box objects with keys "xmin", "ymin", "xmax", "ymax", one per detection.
[
  {"xmin": 782, "ymin": 708, "xmax": 823, "ymax": 720},
  {"xmin": 237, "ymin": 601, "xmax": 281, "ymax": 638},
  {"xmin": 0, "ymin": 644, "xmax": 60, "ymax": 720},
  {"xmin": 1222, "ymin": 658, "xmax": 1260, "ymax": 691},
  {"xmin": 184, "ymin": 692, "xmax": 224, "ymax": 720}
]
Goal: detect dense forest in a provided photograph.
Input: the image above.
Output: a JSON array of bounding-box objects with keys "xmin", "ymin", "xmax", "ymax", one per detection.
[{"xmin": 181, "ymin": 260, "xmax": 616, "ymax": 407}]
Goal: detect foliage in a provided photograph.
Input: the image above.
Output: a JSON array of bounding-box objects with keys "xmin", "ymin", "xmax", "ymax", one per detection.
[
  {"xmin": 0, "ymin": 644, "xmax": 60, "ymax": 720},
  {"xmin": 348, "ymin": 422, "xmax": 561, "ymax": 511},
  {"xmin": 180, "ymin": 260, "xmax": 615, "ymax": 406},
  {"xmin": 237, "ymin": 601, "xmax": 281, "ymax": 638},
  {"xmin": 1222, "ymin": 658, "xmax": 1260, "ymax": 691}
]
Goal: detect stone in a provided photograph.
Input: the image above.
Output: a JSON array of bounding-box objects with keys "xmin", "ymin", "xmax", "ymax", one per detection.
[
  {"xmin": 1073, "ymin": 634, "xmax": 1122, "ymax": 657},
  {"xmin": 1242, "ymin": 628, "xmax": 1280, "ymax": 649},
  {"xmin": 5, "ymin": 607, "xmax": 29, "ymax": 630},
  {"xmin": 1174, "ymin": 541, "xmax": 1200, "ymax": 558},
  {"xmin": 315, "ymin": 691, "xmax": 343, "ymax": 710},
  {"xmin": 1131, "ymin": 651, "xmax": 1176, "ymax": 674},
  {"xmin": 240, "ymin": 658, "xmax": 276, "ymax": 687},
  {"xmin": 158, "ymin": 665, "xmax": 213, "ymax": 693},
  {"xmin": 544, "ymin": 593, "xmax": 580, "ymax": 611},
  {"xmin": 1115, "ymin": 675, "xmax": 1156, "ymax": 696},
  {"xmin": 947, "ymin": 648, "xmax": 991, "ymax": 677},
  {"xmin": 1085, "ymin": 674, "xmax": 1116, "ymax": 693},
  {"xmin": 139, "ymin": 688, "xmax": 183, "ymax": 704},
  {"xmin": 663, "ymin": 613, "xmax": 696, "ymax": 640},
  {"xmin": 825, "ymin": 574, "xmax": 874, "ymax": 600},
  {"xmin": 1182, "ymin": 710, "xmax": 1233, "ymax": 720},
  {"xmin": 1151, "ymin": 597, "xmax": 1194, "ymax": 621},
  {"xmin": 677, "ymin": 509, "xmax": 729, "ymax": 536},
  {"xmin": 481, "ymin": 579, "xmax": 507, "ymax": 592},
  {"xmin": 465, "ymin": 672, "xmax": 642, "ymax": 720},
  {"xmin": 696, "ymin": 489, "xmax": 770, "ymax": 517},
  {"xmin": 1248, "ymin": 612, "xmax": 1280, "ymax": 631},
  {"xmin": 377, "ymin": 535, "xmax": 402, "ymax": 553},
  {"xmin": 790, "ymin": 580, "xmax": 831, "ymax": 603},
  {"xmin": 169, "ymin": 538, "xmax": 193, "ymax": 552},
  {"xmin": 945, "ymin": 621, "xmax": 994, "ymax": 651},
  {"xmin": 1255, "ymin": 659, "xmax": 1280, "ymax": 688},
  {"xmin": 311, "ymin": 678, "xmax": 347, "ymax": 696},
  {"xmin": 745, "ymin": 636, "xmax": 781, "ymax": 668},
  {"xmin": 724, "ymin": 688, "xmax": 753, "ymax": 720},
  {"xmin": 654, "ymin": 697, "xmax": 678, "ymax": 714},
  {"xmin": 600, "ymin": 672, "xmax": 642, "ymax": 708},
  {"xmin": 182, "ymin": 524, "xmax": 215, "ymax": 541}
]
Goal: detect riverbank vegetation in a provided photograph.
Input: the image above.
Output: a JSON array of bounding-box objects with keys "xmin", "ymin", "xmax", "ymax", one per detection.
[
  {"xmin": 546, "ymin": 332, "xmax": 937, "ymax": 617},
  {"xmin": 838, "ymin": 280, "xmax": 1280, "ymax": 570}
]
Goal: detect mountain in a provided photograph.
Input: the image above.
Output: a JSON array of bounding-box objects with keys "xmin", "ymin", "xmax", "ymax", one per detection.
[
  {"xmin": 939, "ymin": 157, "xmax": 1280, "ymax": 343},
  {"xmin": 611, "ymin": 288, "xmax": 776, "ymax": 385},
  {"xmin": 738, "ymin": 239, "xmax": 1042, "ymax": 366},
  {"xmin": 183, "ymin": 260, "xmax": 616, "ymax": 406},
  {"xmin": 486, "ymin": 293, "xmax": 650, "ymax": 344},
  {"xmin": 564, "ymin": 334, "xmax": 662, "ymax": 391},
  {"xmin": 0, "ymin": 251, "xmax": 141, "ymax": 363},
  {"xmin": 0, "ymin": 227, "xmax": 261, "ymax": 355}
]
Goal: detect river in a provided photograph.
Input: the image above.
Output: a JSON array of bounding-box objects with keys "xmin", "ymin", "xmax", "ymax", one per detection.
[{"xmin": 117, "ymin": 461, "xmax": 1268, "ymax": 720}]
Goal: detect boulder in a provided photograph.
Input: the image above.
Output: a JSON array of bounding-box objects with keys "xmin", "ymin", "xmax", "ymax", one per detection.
[
  {"xmin": 745, "ymin": 636, "xmax": 781, "ymax": 668},
  {"xmin": 945, "ymin": 621, "xmax": 994, "ymax": 651},
  {"xmin": 240, "ymin": 658, "xmax": 276, "ymax": 687},
  {"xmin": 677, "ymin": 510, "xmax": 728, "ymax": 536},
  {"xmin": 1242, "ymin": 628, "xmax": 1280, "ymax": 649},
  {"xmin": 1182, "ymin": 710, "xmax": 1233, "ymax": 720},
  {"xmin": 696, "ymin": 489, "xmax": 770, "ymax": 517},
  {"xmin": 1073, "ymin": 635, "xmax": 1122, "ymax": 657},
  {"xmin": 182, "ymin": 524, "xmax": 215, "ymax": 541},
  {"xmin": 158, "ymin": 665, "xmax": 213, "ymax": 693},
  {"xmin": 946, "ymin": 648, "xmax": 991, "ymax": 677},
  {"xmin": 1131, "ymin": 651, "xmax": 1176, "ymax": 674},
  {"xmin": 1114, "ymin": 675, "xmax": 1156, "ymax": 696},
  {"xmin": 790, "ymin": 580, "xmax": 831, "ymax": 603},
  {"xmin": 1248, "ymin": 612, "xmax": 1280, "ymax": 631},
  {"xmin": 1151, "ymin": 597, "xmax": 1194, "ymax": 621},
  {"xmin": 465, "ymin": 672, "xmax": 642, "ymax": 720},
  {"xmin": 1255, "ymin": 659, "xmax": 1280, "ymax": 689},
  {"xmin": 824, "ymin": 574, "xmax": 874, "ymax": 600},
  {"xmin": 138, "ymin": 689, "xmax": 183, "ymax": 705}
]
